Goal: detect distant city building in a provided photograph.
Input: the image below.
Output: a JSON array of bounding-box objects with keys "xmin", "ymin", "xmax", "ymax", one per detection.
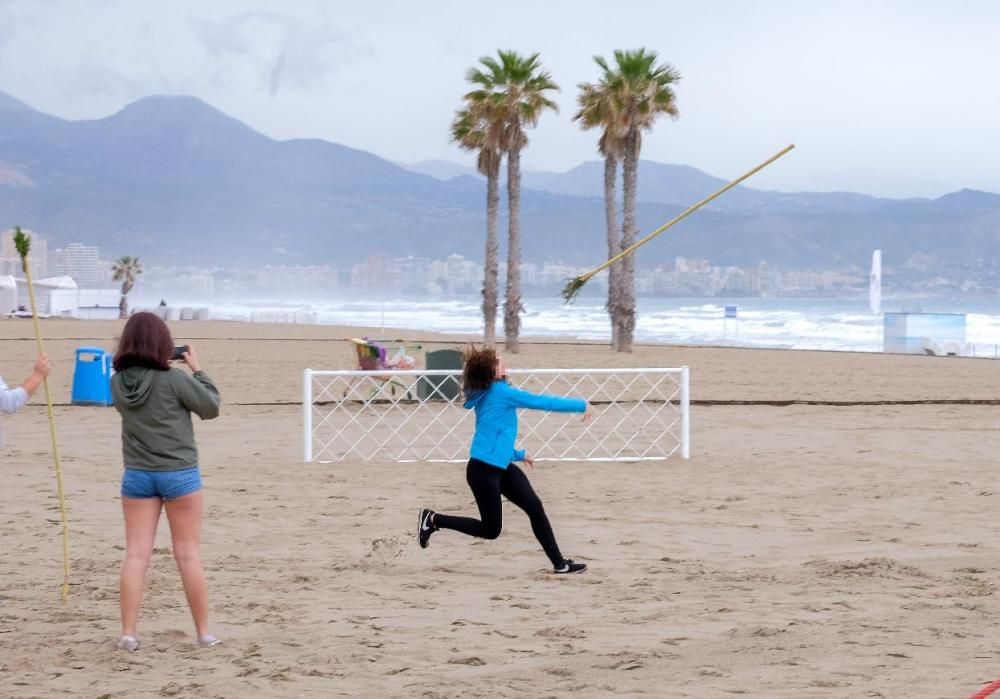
[
  {"xmin": 174, "ymin": 271, "xmax": 217, "ymax": 297},
  {"xmin": 55, "ymin": 243, "xmax": 101, "ymax": 287},
  {"xmin": 394, "ymin": 256, "xmax": 430, "ymax": 292},
  {"xmin": 125, "ymin": 252, "xmax": 890, "ymax": 301},
  {"xmin": 445, "ymin": 254, "xmax": 481, "ymax": 293},
  {"xmin": 675, "ymin": 256, "xmax": 709, "ymax": 274},
  {"xmin": 256, "ymin": 265, "xmax": 337, "ymax": 295},
  {"xmin": 520, "ymin": 262, "xmax": 538, "ymax": 287},
  {"xmin": 351, "ymin": 255, "xmax": 398, "ymax": 293}
]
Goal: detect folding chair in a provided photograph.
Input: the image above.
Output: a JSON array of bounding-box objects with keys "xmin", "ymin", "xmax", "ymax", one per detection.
[{"xmin": 343, "ymin": 337, "xmax": 421, "ymax": 400}]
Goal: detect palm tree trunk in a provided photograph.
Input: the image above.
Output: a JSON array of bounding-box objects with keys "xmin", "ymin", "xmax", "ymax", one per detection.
[
  {"xmin": 603, "ymin": 153, "xmax": 621, "ymax": 349},
  {"xmin": 482, "ymin": 164, "xmax": 500, "ymax": 345},
  {"xmin": 504, "ymin": 144, "xmax": 523, "ymax": 353},
  {"xmin": 618, "ymin": 129, "xmax": 639, "ymax": 352},
  {"xmin": 119, "ymin": 282, "xmax": 129, "ymax": 320}
]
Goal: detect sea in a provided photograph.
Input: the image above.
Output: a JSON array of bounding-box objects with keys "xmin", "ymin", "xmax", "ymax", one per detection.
[{"xmin": 137, "ymin": 295, "xmax": 1000, "ymax": 356}]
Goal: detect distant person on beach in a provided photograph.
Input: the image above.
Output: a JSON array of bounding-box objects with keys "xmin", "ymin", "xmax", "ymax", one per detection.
[
  {"xmin": 418, "ymin": 346, "xmax": 591, "ymax": 574},
  {"xmin": 0, "ymin": 354, "xmax": 52, "ymax": 442},
  {"xmin": 111, "ymin": 312, "xmax": 221, "ymax": 651}
]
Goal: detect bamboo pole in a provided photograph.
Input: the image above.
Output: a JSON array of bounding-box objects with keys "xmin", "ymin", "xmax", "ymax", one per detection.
[
  {"xmin": 561, "ymin": 144, "xmax": 796, "ymax": 302},
  {"xmin": 13, "ymin": 227, "xmax": 71, "ymax": 601}
]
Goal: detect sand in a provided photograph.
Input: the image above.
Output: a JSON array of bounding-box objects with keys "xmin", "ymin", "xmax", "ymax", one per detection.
[{"xmin": 1, "ymin": 319, "xmax": 999, "ymax": 698}]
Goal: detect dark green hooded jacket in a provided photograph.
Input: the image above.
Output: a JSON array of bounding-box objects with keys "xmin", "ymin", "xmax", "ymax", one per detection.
[{"xmin": 112, "ymin": 366, "xmax": 220, "ymax": 471}]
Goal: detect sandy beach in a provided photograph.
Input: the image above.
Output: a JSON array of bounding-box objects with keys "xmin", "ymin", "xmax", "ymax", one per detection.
[{"xmin": 2, "ymin": 319, "xmax": 999, "ymax": 698}]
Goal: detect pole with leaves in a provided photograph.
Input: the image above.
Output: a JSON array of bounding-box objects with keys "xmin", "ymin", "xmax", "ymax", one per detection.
[
  {"xmin": 13, "ymin": 227, "xmax": 71, "ymax": 601},
  {"xmin": 561, "ymin": 144, "xmax": 796, "ymax": 303}
]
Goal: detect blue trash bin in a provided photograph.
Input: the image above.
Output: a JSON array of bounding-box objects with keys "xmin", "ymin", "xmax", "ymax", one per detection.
[{"xmin": 71, "ymin": 347, "xmax": 113, "ymax": 406}]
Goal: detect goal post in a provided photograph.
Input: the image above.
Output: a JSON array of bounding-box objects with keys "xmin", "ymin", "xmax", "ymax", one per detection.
[{"xmin": 304, "ymin": 367, "xmax": 690, "ymax": 464}]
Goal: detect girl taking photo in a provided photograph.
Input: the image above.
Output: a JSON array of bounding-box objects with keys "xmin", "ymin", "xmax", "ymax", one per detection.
[{"xmin": 111, "ymin": 312, "xmax": 221, "ymax": 651}]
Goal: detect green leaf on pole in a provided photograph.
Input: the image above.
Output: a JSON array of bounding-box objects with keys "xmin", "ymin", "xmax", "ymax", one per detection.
[{"xmin": 12, "ymin": 226, "xmax": 31, "ymax": 274}]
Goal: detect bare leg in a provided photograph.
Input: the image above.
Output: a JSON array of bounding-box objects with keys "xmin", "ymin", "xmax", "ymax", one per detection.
[
  {"xmin": 120, "ymin": 497, "xmax": 163, "ymax": 638},
  {"xmin": 164, "ymin": 491, "xmax": 211, "ymax": 639}
]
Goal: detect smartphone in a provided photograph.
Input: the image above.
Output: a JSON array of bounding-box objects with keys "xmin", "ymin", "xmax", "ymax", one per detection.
[{"xmin": 172, "ymin": 345, "xmax": 189, "ymax": 361}]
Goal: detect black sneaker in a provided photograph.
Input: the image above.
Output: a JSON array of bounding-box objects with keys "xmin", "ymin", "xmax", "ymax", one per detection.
[
  {"xmin": 418, "ymin": 508, "xmax": 437, "ymax": 549},
  {"xmin": 553, "ymin": 559, "xmax": 587, "ymax": 574}
]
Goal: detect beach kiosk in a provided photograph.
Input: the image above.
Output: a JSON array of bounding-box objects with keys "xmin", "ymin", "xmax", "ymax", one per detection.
[{"xmin": 883, "ymin": 312, "xmax": 968, "ymax": 356}]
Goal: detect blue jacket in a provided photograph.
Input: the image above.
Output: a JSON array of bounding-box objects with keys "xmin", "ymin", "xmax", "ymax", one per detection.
[{"xmin": 463, "ymin": 380, "xmax": 587, "ymax": 469}]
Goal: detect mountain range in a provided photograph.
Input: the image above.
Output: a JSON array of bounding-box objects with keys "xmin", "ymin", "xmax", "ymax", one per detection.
[{"xmin": 1, "ymin": 89, "xmax": 999, "ymax": 273}]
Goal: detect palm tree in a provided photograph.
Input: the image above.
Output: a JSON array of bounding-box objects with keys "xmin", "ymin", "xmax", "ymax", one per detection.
[
  {"xmin": 111, "ymin": 256, "xmax": 143, "ymax": 319},
  {"xmin": 575, "ymin": 74, "xmax": 627, "ymax": 348},
  {"xmin": 599, "ymin": 49, "xmax": 680, "ymax": 352},
  {"xmin": 451, "ymin": 104, "xmax": 504, "ymax": 344},
  {"xmin": 466, "ymin": 50, "xmax": 559, "ymax": 353}
]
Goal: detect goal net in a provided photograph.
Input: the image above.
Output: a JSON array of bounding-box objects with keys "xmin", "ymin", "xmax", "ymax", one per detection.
[{"xmin": 304, "ymin": 367, "xmax": 689, "ymax": 463}]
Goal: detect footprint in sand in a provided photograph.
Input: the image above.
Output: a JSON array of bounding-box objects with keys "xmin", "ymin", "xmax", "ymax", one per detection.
[
  {"xmin": 448, "ymin": 656, "xmax": 486, "ymax": 666},
  {"xmin": 364, "ymin": 536, "xmax": 405, "ymax": 563},
  {"xmin": 534, "ymin": 626, "xmax": 587, "ymax": 639}
]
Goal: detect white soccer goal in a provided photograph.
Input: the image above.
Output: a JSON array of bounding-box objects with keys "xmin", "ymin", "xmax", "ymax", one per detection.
[{"xmin": 303, "ymin": 367, "xmax": 690, "ymax": 463}]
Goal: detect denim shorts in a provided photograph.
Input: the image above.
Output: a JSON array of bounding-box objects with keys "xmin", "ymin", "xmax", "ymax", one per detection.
[{"xmin": 121, "ymin": 466, "xmax": 202, "ymax": 500}]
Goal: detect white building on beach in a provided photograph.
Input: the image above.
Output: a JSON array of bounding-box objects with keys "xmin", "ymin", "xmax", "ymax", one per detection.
[{"xmin": 2, "ymin": 275, "xmax": 120, "ymax": 319}]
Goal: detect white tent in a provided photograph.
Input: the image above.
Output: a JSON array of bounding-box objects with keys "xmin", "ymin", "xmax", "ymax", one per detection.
[
  {"xmin": 6, "ymin": 276, "xmax": 118, "ymax": 318},
  {"xmin": 0, "ymin": 275, "xmax": 16, "ymax": 314},
  {"xmin": 13, "ymin": 276, "xmax": 78, "ymax": 316},
  {"xmin": 35, "ymin": 276, "xmax": 78, "ymax": 290}
]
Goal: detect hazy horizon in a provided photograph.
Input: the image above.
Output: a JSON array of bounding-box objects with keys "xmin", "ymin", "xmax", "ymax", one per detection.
[{"xmin": 1, "ymin": 0, "xmax": 999, "ymax": 199}]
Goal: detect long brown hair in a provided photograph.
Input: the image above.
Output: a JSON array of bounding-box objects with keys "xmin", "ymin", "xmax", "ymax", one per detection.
[
  {"xmin": 462, "ymin": 346, "xmax": 498, "ymax": 393},
  {"xmin": 114, "ymin": 312, "xmax": 173, "ymax": 371}
]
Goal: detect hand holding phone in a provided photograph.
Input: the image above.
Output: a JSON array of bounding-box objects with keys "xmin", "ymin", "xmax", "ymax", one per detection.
[{"xmin": 173, "ymin": 344, "xmax": 201, "ymax": 372}]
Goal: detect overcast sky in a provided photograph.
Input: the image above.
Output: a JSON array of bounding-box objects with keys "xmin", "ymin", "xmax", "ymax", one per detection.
[{"xmin": 1, "ymin": 0, "xmax": 997, "ymax": 198}]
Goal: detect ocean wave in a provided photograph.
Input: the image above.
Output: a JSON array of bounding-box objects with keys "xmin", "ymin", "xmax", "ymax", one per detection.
[{"xmin": 135, "ymin": 295, "xmax": 1000, "ymax": 354}]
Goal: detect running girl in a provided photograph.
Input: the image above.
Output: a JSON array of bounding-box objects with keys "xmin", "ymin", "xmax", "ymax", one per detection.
[{"xmin": 418, "ymin": 347, "xmax": 591, "ymax": 574}]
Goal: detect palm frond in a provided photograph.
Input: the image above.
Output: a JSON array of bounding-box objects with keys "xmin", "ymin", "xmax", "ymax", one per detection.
[
  {"xmin": 560, "ymin": 275, "xmax": 588, "ymax": 304},
  {"xmin": 112, "ymin": 255, "xmax": 143, "ymax": 283},
  {"xmin": 12, "ymin": 226, "xmax": 30, "ymax": 261}
]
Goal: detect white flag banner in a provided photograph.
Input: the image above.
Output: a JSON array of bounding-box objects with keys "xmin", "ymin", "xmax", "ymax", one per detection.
[{"xmin": 869, "ymin": 250, "xmax": 882, "ymax": 315}]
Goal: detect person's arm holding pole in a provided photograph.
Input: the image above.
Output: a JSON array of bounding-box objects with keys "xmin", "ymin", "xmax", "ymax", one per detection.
[{"xmin": 0, "ymin": 355, "xmax": 51, "ymax": 414}]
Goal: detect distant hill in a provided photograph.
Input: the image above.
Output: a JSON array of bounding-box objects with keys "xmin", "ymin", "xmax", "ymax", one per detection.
[
  {"xmin": 402, "ymin": 159, "xmax": 480, "ymax": 181},
  {"xmin": 402, "ymin": 158, "xmax": 886, "ymax": 215},
  {"xmin": 1, "ymin": 89, "xmax": 999, "ymax": 273}
]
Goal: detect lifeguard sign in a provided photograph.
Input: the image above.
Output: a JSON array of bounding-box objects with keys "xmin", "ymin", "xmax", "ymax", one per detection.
[{"xmin": 723, "ymin": 305, "xmax": 738, "ymax": 340}]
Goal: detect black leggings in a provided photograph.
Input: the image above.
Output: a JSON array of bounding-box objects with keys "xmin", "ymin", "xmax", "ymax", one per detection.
[{"xmin": 434, "ymin": 458, "xmax": 565, "ymax": 566}]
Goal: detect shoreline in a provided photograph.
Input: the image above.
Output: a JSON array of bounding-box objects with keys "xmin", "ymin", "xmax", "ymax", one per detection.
[
  {"xmin": 2, "ymin": 318, "xmax": 998, "ymax": 405},
  {"xmin": 1, "ymin": 316, "xmax": 997, "ymax": 362}
]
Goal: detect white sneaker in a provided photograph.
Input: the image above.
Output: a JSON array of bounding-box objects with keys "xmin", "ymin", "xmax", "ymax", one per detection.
[{"xmin": 117, "ymin": 635, "xmax": 140, "ymax": 651}]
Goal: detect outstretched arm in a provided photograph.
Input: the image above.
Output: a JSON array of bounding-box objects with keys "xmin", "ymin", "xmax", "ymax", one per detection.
[{"xmin": 497, "ymin": 382, "xmax": 587, "ymax": 413}]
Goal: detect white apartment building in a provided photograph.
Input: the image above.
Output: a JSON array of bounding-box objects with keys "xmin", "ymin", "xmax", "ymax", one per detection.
[{"xmin": 57, "ymin": 243, "xmax": 101, "ymax": 286}]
